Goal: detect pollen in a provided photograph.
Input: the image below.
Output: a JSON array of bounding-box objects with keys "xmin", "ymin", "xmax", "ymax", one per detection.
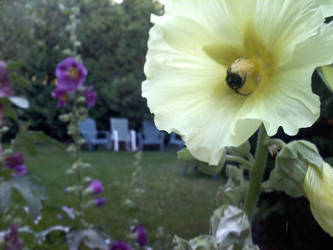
[
  {"xmin": 230, "ymin": 58, "xmax": 254, "ymax": 79},
  {"xmin": 68, "ymin": 67, "xmax": 79, "ymax": 80},
  {"xmin": 226, "ymin": 57, "xmax": 260, "ymax": 96}
]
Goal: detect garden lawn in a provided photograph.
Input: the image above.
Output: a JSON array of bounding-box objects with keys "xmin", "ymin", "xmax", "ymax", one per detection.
[{"xmin": 7, "ymin": 145, "xmax": 221, "ymax": 249}]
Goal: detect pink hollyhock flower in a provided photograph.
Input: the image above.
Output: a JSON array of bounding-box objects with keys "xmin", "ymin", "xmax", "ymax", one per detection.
[
  {"xmin": 84, "ymin": 86, "xmax": 97, "ymax": 108},
  {"xmin": 4, "ymin": 224, "xmax": 23, "ymax": 250},
  {"xmin": 51, "ymin": 86, "xmax": 70, "ymax": 107},
  {"xmin": 56, "ymin": 57, "xmax": 87, "ymax": 92},
  {"xmin": 94, "ymin": 197, "xmax": 106, "ymax": 207},
  {"xmin": 110, "ymin": 241, "xmax": 131, "ymax": 250},
  {"xmin": 133, "ymin": 225, "xmax": 147, "ymax": 247},
  {"xmin": 0, "ymin": 61, "xmax": 14, "ymax": 98},
  {"xmin": 4, "ymin": 152, "xmax": 27, "ymax": 177},
  {"xmin": 88, "ymin": 180, "xmax": 104, "ymax": 195}
]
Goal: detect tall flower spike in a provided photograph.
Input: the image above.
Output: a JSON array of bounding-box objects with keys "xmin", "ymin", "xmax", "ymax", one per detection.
[{"xmin": 142, "ymin": 0, "xmax": 333, "ymax": 165}]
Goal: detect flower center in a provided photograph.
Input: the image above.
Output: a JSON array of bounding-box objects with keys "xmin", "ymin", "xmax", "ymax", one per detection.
[
  {"xmin": 226, "ymin": 57, "xmax": 260, "ymax": 95},
  {"xmin": 61, "ymin": 93, "xmax": 69, "ymax": 103},
  {"xmin": 68, "ymin": 67, "xmax": 79, "ymax": 80}
]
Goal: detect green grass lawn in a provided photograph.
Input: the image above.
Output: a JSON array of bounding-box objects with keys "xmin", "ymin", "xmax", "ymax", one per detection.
[{"xmin": 4, "ymin": 145, "xmax": 221, "ymax": 249}]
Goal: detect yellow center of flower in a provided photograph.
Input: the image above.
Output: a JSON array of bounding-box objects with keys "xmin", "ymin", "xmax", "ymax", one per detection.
[
  {"xmin": 61, "ymin": 93, "xmax": 68, "ymax": 103},
  {"xmin": 204, "ymin": 24, "xmax": 278, "ymax": 96},
  {"xmin": 68, "ymin": 67, "xmax": 79, "ymax": 79}
]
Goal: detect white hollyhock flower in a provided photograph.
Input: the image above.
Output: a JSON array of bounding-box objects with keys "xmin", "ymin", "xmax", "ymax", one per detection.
[{"xmin": 142, "ymin": 0, "xmax": 333, "ymax": 165}]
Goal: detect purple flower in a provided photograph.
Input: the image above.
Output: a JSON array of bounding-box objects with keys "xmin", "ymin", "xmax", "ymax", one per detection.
[
  {"xmin": 56, "ymin": 57, "xmax": 87, "ymax": 92},
  {"xmin": 84, "ymin": 86, "xmax": 97, "ymax": 108},
  {"xmin": 133, "ymin": 225, "xmax": 147, "ymax": 247},
  {"xmin": 4, "ymin": 152, "xmax": 27, "ymax": 177},
  {"xmin": 110, "ymin": 241, "xmax": 131, "ymax": 250},
  {"xmin": 0, "ymin": 61, "xmax": 14, "ymax": 98},
  {"xmin": 88, "ymin": 180, "xmax": 104, "ymax": 195},
  {"xmin": 4, "ymin": 224, "xmax": 23, "ymax": 250},
  {"xmin": 57, "ymin": 214, "xmax": 64, "ymax": 220},
  {"xmin": 94, "ymin": 197, "xmax": 106, "ymax": 207},
  {"xmin": 51, "ymin": 86, "xmax": 70, "ymax": 107}
]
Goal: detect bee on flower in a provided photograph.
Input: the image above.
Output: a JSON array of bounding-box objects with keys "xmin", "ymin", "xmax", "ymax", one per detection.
[{"xmin": 142, "ymin": 0, "xmax": 333, "ymax": 165}]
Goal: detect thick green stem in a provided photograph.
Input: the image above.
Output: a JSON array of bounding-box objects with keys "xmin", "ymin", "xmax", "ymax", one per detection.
[
  {"xmin": 244, "ymin": 125, "xmax": 269, "ymax": 221},
  {"xmin": 72, "ymin": 101, "xmax": 83, "ymax": 219}
]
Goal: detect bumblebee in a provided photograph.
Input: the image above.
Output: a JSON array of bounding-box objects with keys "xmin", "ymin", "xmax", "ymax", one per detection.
[{"xmin": 226, "ymin": 68, "xmax": 247, "ymax": 95}]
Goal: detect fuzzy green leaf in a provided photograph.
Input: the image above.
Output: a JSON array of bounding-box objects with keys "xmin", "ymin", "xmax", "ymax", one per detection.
[
  {"xmin": 10, "ymin": 175, "xmax": 47, "ymax": 220},
  {"xmin": 0, "ymin": 181, "xmax": 12, "ymax": 213},
  {"xmin": 264, "ymin": 140, "xmax": 323, "ymax": 197}
]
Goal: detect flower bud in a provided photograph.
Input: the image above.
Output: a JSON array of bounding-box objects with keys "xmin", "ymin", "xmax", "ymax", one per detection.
[
  {"xmin": 59, "ymin": 114, "xmax": 71, "ymax": 123},
  {"xmin": 84, "ymin": 180, "xmax": 104, "ymax": 195}
]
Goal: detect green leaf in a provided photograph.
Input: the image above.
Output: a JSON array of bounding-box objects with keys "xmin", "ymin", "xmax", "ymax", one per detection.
[
  {"xmin": 3, "ymin": 106, "xmax": 18, "ymax": 121},
  {"xmin": 212, "ymin": 205, "xmax": 259, "ymax": 250},
  {"xmin": 177, "ymin": 148, "xmax": 226, "ymax": 175},
  {"xmin": 68, "ymin": 229, "xmax": 108, "ymax": 250},
  {"xmin": 188, "ymin": 235, "xmax": 216, "ymax": 250},
  {"xmin": 10, "ymin": 175, "xmax": 47, "ymax": 220},
  {"xmin": 0, "ymin": 181, "xmax": 12, "ymax": 213},
  {"xmin": 173, "ymin": 236, "xmax": 193, "ymax": 250},
  {"xmin": 227, "ymin": 141, "xmax": 251, "ymax": 158},
  {"xmin": 264, "ymin": 140, "xmax": 323, "ymax": 197},
  {"xmin": 216, "ymin": 165, "xmax": 248, "ymax": 208},
  {"xmin": 14, "ymin": 124, "xmax": 66, "ymax": 155},
  {"xmin": 319, "ymin": 66, "xmax": 333, "ymax": 93}
]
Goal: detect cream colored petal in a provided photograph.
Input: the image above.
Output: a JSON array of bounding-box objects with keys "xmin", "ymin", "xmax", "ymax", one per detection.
[
  {"xmin": 143, "ymin": 24, "xmax": 258, "ymax": 165},
  {"xmin": 317, "ymin": 0, "xmax": 333, "ymax": 17},
  {"xmin": 236, "ymin": 67, "xmax": 320, "ymax": 136},
  {"xmin": 150, "ymin": 14, "xmax": 223, "ymax": 57},
  {"xmin": 304, "ymin": 162, "xmax": 333, "ymax": 237},
  {"xmin": 286, "ymin": 22, "xmax": 333, "ymax": 69},
  {"xmin": 164, "ymin": 0, "xmax": 256, "ymax": 47},
  {"xmin": 254, "ymin": 0, "xmax": 323, "ymax": 66}
]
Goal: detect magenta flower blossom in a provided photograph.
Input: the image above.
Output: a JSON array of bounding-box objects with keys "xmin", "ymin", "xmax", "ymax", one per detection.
[
  {"xmin": 4, "ymin": 152, "xmax": 27, "ymax": 177},
  {"xmin": 88, "ymin": 180, "xmax": 104, "ymax": 195},
  {"xmin": 133, "ymin": 225, "xmax": 147, "ymax": 247},
  {"xmin": 0, "ymin": 61, "xmax": 14, "ymax": 98},
  {"xmin": 94, "ymin": 197, "xmax": 106, "ymax": 207},
  {"xmin": 84, "ymin": 86, "xmax": 97, "ymax": 108},
  {"xmin": 51, "ymin": 86, "xmax": 70, "ymax": 107},
  {"xmin": 4, "ymin": 224, "xmax": 23, "ymax": 250},
  {"xmin": 110, "ymin": 241, "xmax": 131, "ymax": 250},
  {"xmin": 56, "ymin": 57, "xmax": 87, "ymax": 92}
]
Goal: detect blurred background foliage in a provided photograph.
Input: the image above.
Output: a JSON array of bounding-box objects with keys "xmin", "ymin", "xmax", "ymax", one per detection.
[{"xmin": 0, "ymin": 0, "xmax": 162, "ymax": 140}]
